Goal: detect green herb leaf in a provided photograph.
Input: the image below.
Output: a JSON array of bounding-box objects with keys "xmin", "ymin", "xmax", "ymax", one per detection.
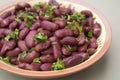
[
  {"xmin": 29, "ymin": 48, "xmax": 34, "ymax": 52},
  {"xmin": 15, "ymin": 10, "xmax": 24, "ymax": 22},
  {"xmin": 76, "ymin": 25, "xmax": 83, "ymax": 34},
  {"xmin": 3, "ymin": 56, "xmax": 10, "ymax": 63},
  {"xmin": 52, "ymin": 58, "xmax": 65, "ymax": 70},
  {"xmin": 33, "ymin": 57, "xmax": 41, "ymax": 63},
  {"xmin": 34, "ymin": 33, "xmax": 48, "ymax": 44},
  {"xmin": 33, "ymin": 3, "xmax": 40, "ymax": 9},
  {"xmin": 5, "ymin": 29, "xmax": 19, "ymax": 41},
  {"xmin": 63, "ymin": 44, "xmax": 72, "ymax": 51},
  {"xmin": 85, "ymin": 37, "xmax": 88, "ymax": 42},
  {"xmin": 24, "ymin": 15, "xmax": 34, "ymax": 27},
  {"xmin": 88, "ymin": 30, "xmax": 93, "ymax": 37},
  {"xmin": 17, "ymin": 51, "xmax": 27, "ymax": 61}
]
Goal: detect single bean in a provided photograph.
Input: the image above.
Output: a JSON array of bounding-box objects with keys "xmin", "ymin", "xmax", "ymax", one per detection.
[
  {"xmin": 25, "ymin": 30, "xmax": 37, "ymax": 48},
  {"xmin": 55, "ymin": 20, "xmax": 66, "ymax": 28},
  {"xmin": 41, "ymin": 47, "xmax": 53, "ymax": 55},
  {"xmin": 77, "ymin": 34, "xmax": 85, "ymax": 46},
  {"xmin": 0, "ymin": 42, "xmax": 3, "ymax": 50},
  {"xmin": 48, "ymin": 0, "xmax": 59, "ymax": 6},
  {"xmin": 40, "ymin": 63, "xmax": 52, "ymax": 71},
  {"xmin": 30, "ymin": 21, "xmax": 41, "ymax": 30},
  {"xmin": 0, "ymin": 28, "xmax": 5, "ymax": 38},
  {"xmin": 18, "ymin": 40, "xmax": 29, "ymax": 51},
  {"xmin": 41, "ymin": 21, "xmax": 59, "ymax": 31},
  {"xmin": 93, "ymin": 23, "xmax": 101, "ymax": 38},
  {"xmin": 78, "ymin": 53, "xmax": 90, "ymax": 61},
  {"xmin": 0, "ymin": 11, "xmax": 11, "ymax": 19},
  {"xmin": 60, "ymin": 36, "xmax": 77, "ymax": 45},
  {"xmin": 53, "ymin": 9, "xmax": 61, "ymax": 16},
  {"xmin": 41, "ymin": 55, "xmax": 55, "ymax": 63},
  {"xmin": 88, "ymin": 17, "xmax": 94, "ymax": 27},
  {"xmin": 35, "ymin": 40, "xmax": 51, "ymax": 52},
  {"xmin": 19, "ymin": 27, "xmax": 29, "ymax": 40},
  {"xmin": 9, "ymin": 21, "xmax": 18, "ymax": 30},
  {"xmin": 89, "ymin": 41, "xmax": 98, "ymax": 49},
  {"xmin": 0, "ymin": 40, "xmax": 16, "ymax": 56},
  {"xmin": 18, "ymin": 62, "xmax": 26, "ymax": 69},
  {"xmin": 4, "ymin": 29, "xmax": 12, "ymax": 36},
  {"xmin": 81, "ymin": 10, "xmax": 93, "ymax": 18},
  {"xmin": 54, "ymin": 29, "xmax": 73, "ymax": 39},
  {"xmin": 19, "ymin": 22, "xmax": 26, "ymax": 30},
  {"xmin": 88, "ymin": 48, "xmax": 95, "ymax": 55},
  {"xmin": 59, "ymin": 8, "xmax": 71, "ymax": 14},
  {"xmin": 10, "ymin": 57, "xmax": 19, "ymax": 65},
  {"xmin": 62, "ymin": 47, "xmax": 72, "ymax": 56},
  {"xmin": 81, "ymin": 19, "xmax": 89, "ymax": 27},
  {"xmin": 24, "ymin": 51, "xmax": 39, "ymax": 63},
  {"xmin": 83, "ymin": 26, "xmax": 91, "ymax": 32},
  {"xmin": 41, "ymin": 30, "xmax": 52, "ymax": 37},
  {"xmin": 78, "ymin": 44, "xmax": 88, "ymax": 52},
  {"xmin": 89, "ymin": 36, "xmax": 97, "ymax": 42},
  {"xmin": 6, "ymin": 48, "xmax": 20, "ymax": 57},
  {"xmin": 73, "ymin": 26, "xmax": 79, "ymax": 37}
]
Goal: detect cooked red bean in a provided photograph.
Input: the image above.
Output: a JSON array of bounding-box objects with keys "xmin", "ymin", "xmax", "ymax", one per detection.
[
  {"xmin": 93, "ymin": 23, "xmax": 101, "ymax": 38},
  {"xmin": 40, "ymin": 63, "xmax": 52, "ymax": 71},
  {"xmin": 49, "ymin": 36, "xmax": 62, "ymax": 59},
  {"xmin": 18, "ymin": 40, "xmax": 29, "ymax": 51},
  {"xmin": 19, "ymin": 27, "xmax": 29, "ymax": 40},
  {"xmin": 0, "ymin": 11, "xmax": 11, "ymax": 19},
  {"xmin": 6, "ymin": 48, "xmax": 20, "ymax": 57},
  {"xmin": 9, "ymin": 21, "xmax": 18, "ymax": 30},
  {"xmin": 41, "ymin": 55, "xmax": 55, "ymax": 63},
  {"xmin": 35, "ymin": 40, "xmax": 51, "ymax": 52},
  {"xmin": 81, "ymin": 10, "xmax": 93, "ymax": 18},
  {"xmin": 24, "ymin": 51, "xmax": 39, "ymax": 63},
  {"xmin": 55, "ymin": 20, "xmax": 66, "ymax": 28},
  {"xmin": 25, "ymin": 30, "xmax": 37, "ymax": 48},
  {"xmin": 41, "ymin": 47, "xmax": 53, "ymax": 55},
  {"xmin": 41, "ymin": 21, "xmax": 58, "ymax": 31},
  {"xmin": 62, "ymin": 54, "xmax": 83, "ymax": 67},
  {"xmin": 0, "ymin": 0, "xmax": 101, "ymax": 71},
  {"xmin": 60, "ymin": 36, "xmax": 77, "ymax": 45},
  {"xmin": 0, "ymin": 40, "xmax": 16, "ymax": 56},
  {"xmin": 54, "ymin": 29, "xmax": 73, "ymax": 39},
  {"xmin": 77, "ymin": 34, "xmax": 85, "ymax": 46},
  {"xmin": 30, "ymin": 21, "xmax": 41, "ymax": 30}
]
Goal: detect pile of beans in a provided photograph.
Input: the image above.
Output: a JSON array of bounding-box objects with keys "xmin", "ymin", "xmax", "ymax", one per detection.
[{"xmin": 0, "ymin": 0, "xmax": 101, "ymax": 71}]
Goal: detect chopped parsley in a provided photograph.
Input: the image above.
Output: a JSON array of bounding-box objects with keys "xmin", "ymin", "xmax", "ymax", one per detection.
[
  {"xmin": 15, "ymin": 10, "xmax": 24, "ymax": 22},
  {"xmin": 24, "ymin": 15, "xmax": 34, "ymax": 27},
  {"xmin": 3, "ymin": 56, "xmax": 10, "ymax": 63},
  {"xmin": 76, "ymin": 25, "xmax": 84, "ymax": 34},
  {"xmin": 17, "ymin": 51, "xmax": 27, "ymax": 61},
  {"xmin": 88, "ymin": 30, "xmax": 93, "ymax": 37},
  {"xmin": 5, "ymin": 29, "xmax": 19, "ymax": 41},
  {"xmin": 33, "ymin": 57, "xmax": 41, "ymax": 63},
  {"xmin": 33, "ymin": 3, "xmax": 40, "ymax": 9},
  {"xmin": 52, "ymin": 58, "xmax": 65, "ymax": 70}
]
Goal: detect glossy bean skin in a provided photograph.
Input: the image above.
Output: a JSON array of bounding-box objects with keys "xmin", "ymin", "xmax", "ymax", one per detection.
[
  {"xmin": 4, "ymin": 29, "xmax": 12, "ymax": 36},
  {"xmin": 88, "ymin": 17, "xmax": 94, "ymax": 27},
  {"xmin": 25, "ymin": 30, "xmax": 37, "ymax": 48},
  {"xmin": 89, "ymin": 41, "xmax": 98, "ymax": 49},
  {"xmin": 88, "ymin": 48, "xmax": 95, "ymax": 55},
  {"xmin": 41, "ymin": 55, "xmax": 55, "ymax": 63},
  {"xmin": 41, "ymin": 30, "xmax": 52, "ymax": 37},
  {"xmin": 18, "ymin": 63, "xmax": 26, "ymax": 69},
  {"xmin": 60, "ymin": 37, "xmax": 77, "ymax": 45},
  {"xmin": 73, "ymin": 26, "xmax": 79, "ymax": 37},
  {"xmin": 93, "ymin": 23, "xmax": 101, "ymax": 38},
  {"xmin": 78, "ymin": 53, "xmax": 90, "ymax": 61},
  {"xmin": 55, "ymin": 20, "xmax": 66, "ymax": 29},
  {"xmin": 6, "ymin": 48, "xmax": 21, "ymax": 57},
  {"xmin": 48, "ymin": 0, "xmax": 59, "ymax": 6},
  {"xmin": 9, "ymin": 21, "xmax": 18, "ymax": 30},
  {"xmin": 59, "ymin": 8, "xmax": 72, "ymax": 14},
  {"xmin": 41, "ymin": 47, "xmax": 53, "ymax": 55},
  {"xmin": 18, "ymin": 40, "xmax": 29, "ymax": 51},
  {"xmin": 0, "ymin": 42, "xmax": 3, "ymax": 50},
  {"xmin": 0, "ymin": 11, "xmax": 11, "ymax": 19},
  {"xmin": 0, "ymin": 40, "xmax": 16, "ymax": 56},
  {"xmin": 49, "ymin": 36, "xmax": 62, "ymax": 59},
  {"xmin": 54, "ymin": 29, "xmax": 73, "ymax": 39},
  {"xmin": 0, "ymin": 28, "xmax": 5, "ymax": 38},
  {"xmin": 62, "ymin": 47, "xmax": 72, "ymax": 56},
  {"xmin": 41, "ymin": 21, "xmax": 59, "ymax": 32},
  {"xmin": 62, "ymin": 54, "xmax": 83, "ymax": 68},
  {"xmin": 53, "ymin": 9, "xmax": 61, "ymax": 16},
  {"xmin": 23, "ymin": 51, "xmax": 39, "ymax": 63},
  {"xmin": 81, "ymin": 10, "xmax": 93, "ymax": 18},
  {"xmin": 40, "ymin": 63, "xmax": 52, "ymax": 71},
  {"xmin": 35, "ymin": 40, "xmax": 51, "ymax": 52},
  {"xmin": 19, "ymin": 27, "xmax": 29, "ymax": 40},
  {"xmin": 77, "ymin": 34, "xmax": 85, "ymax": 46},
  {"xmin": 78, "ymin": 44, "xmax": 88, "ymax": 52},
  {"xmin": 10, "ymin": 57, "xmax": 19, "ymax": 65},
  {"xmin": 30, "ymin": 21, "xmax": 41, "ymax": 30},
  {"xmin": 19, "ymin": 22, "xmax": 26, "ymax": 30}
]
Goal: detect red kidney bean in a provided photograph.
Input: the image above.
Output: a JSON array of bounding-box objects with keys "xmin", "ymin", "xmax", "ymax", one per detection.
[
  {"xmin": 30, "ymin": 21, "xmax": 41, "ymax": 30},
  {"xmin": 88, "ymin": 17, "xmax": 94, "ymax": 27},
  {"xmin": 6, "ymin": 48, "xmax": 20, "ymax": 57},
  {"xmin": 0, "ymin": 18, "xmax": 9, "ymax": 27},
  {"xmin": 41, "ymin": 30, "xmax": 52, "ymax": 37},
  {"xmin": 77, "ymin": 34, "xmax": 85, "ymax": 46},
  {"xmin": 8, "ymin": 15, "xmax": 16, "ymax": 22},
  {"xmin": 81, "ymin": 10, "xmax": 93, "ymax": 18},
  {"xmin": 78, "ymin": 44, "xmax": 88, "ymax": 52},
  {"xmin": 0, "ymin": 40, "xmax": 16, "ymax": 56},
  {"xmin": 54, "ymin": 29, "xmax": 73, "ymax": 39},
  {"xmin": 41, "ymin": 47, "xmax": 53, "ymax": 55},
  {"xmin": 40, "ymin": 63, "xmax": 52, "ymax": 71},
  {"xmin": 81, "ymin": 19, "xmax": 89, "ymax": 27},
  {"xmin": 27, "ymin": 8, "xmax": 36, "ymax": 12},
  {"xmin": 89, "ymin": 36, "xmax": 97, "ymax": 42},
  {"xmin": 87, "ymin": 48, "xmax": 95, "ymax": 55},
  {"xmin": 25, "ymin": 62, "xmax": 41, "ymax": 71},
  {"xmin": 41, "ymin": 21, "xmax": 59, "ymax": 32},
  {"xmin": 72, "ymin": 26, "xmax": 79, "ymax": 37},
  {"xmin": 83, "ymin": 26, "xmax": 91, "ymax": 32},
  {"xmin": 41, "ymin": 55, "xmax": 55, "ymax": 63},
  {"xmin": 18, "ymin": 63, "xmax": 26, "ymax": 69},
  {"xmin": 18, "ymin": 40, "xmax": 29, "ymax": 51},
  {"xmin": 55, "ymin": 20, "xmax": 66, "ymax": 28},
  {"xmin": 19, "ymin": 27, "xmax": 29, "ymax": 40},
  {"xmin": 0, "ymin": 11, "xmax": 11, "ymax": 19},
  {"xmin": 24, "ymin": 51, "xmax": 39, "ymax": 63},
  {"xmin": 49, "ymin": 36, "xmax": 62, "ymax": 59},
  {"xmin": 10, "ymin": 57, "xmax": 19, "ymax": 65},
  {"xmin": 53, "ymin": 9, "xmax": 61, "ymax": 16},
  {"xmin": 59, "ymin": 8, "xmax": 71, "ymax": 14},
  {"xmin": 62, "ymin": 47, "xmax": 72, "ymax": 56},
  {"xmin": 60, "ymin": 36, "xmax": 77, "ymax": 45},
  {"xmin": 48, "ymin": 0, "xmax": 59, "ymax": 6},
  {"xmin": 19, "ymin": 22, "xmax": 26, "ymax": 30},
  {"xmin": 9, "ymin": 21, "xmax": 18, "ymax": 30},
  {"xmin": 93, "ymin": 23, "xmax": 101, "ymax": 38},
  {"xmin": 25, "ymin": 30, "xmax": 37, "ymax": 48},
  {"xmin": 0, "ymin": 42, "xmax": 3, "ymax": 50},
  {"xmin": 0, "ymin": 28, "xmax": 5, "ymax": 38},
  {"xmin": 79, "ymin": 53, "xmax": 89, "ymax": 61},
  {"xmin": 62, "ymin": 54, "xmax": 83, "ymax": 68},
  {"xmin": 4, "ymin": 29, "xmax": 12, "ymax": 36},
  {"xmin": 35, "ymin": 40, "xmax": 51, "ymax": 52},
  {"xmin": 89, "ymin": 41, "xmax": 98, "ymax": 49},
  {"xmin": 71, "ymin": 46, "xmax": 77, "ymax": 52}
]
